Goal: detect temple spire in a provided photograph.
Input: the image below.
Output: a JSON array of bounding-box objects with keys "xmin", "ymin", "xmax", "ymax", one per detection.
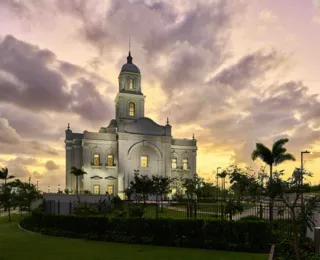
[
  {"xmin": 192, "ymin": 133, "xmax": 195, "ymax": 140},
  {"xmin": 127, "ymin": 36, "xmax": 133, "ymax": 64},
  {"xmin": 67, "ymin": 123, "xmax": 70, "ymax": 130},
  {"xmin": 166, "ymin": 117, "xmax": 169, "ymax": 125}
]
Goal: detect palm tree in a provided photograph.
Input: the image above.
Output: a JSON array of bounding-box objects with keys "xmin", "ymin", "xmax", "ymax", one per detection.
[
  {"xmin": 218, "ymin": 170, "xmax": 228, "ymax": 194},
  {"xmin": 251, "ymin": 138, "xmax": 295, "ymax": 220},
  {"xmin": 0, "ymin": 168, "xmax": 15, "ymax": 222},
  {"xmin": 70, "ymin": 167, "xmax": 87, "ymax": 194}
]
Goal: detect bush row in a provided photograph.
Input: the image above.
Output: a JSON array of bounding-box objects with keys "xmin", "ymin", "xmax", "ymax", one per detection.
[{"xmin": 21, "ymin": 212, "xmax": 272, "ymax": 253}]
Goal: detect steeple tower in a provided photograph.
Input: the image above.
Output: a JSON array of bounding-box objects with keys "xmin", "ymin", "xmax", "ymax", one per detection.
[{"xmin": 115, "ymin": 48, "xmax": 145, "ymax": 122}]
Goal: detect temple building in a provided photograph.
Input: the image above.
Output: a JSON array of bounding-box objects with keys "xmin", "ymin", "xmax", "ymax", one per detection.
[{"xmin": 65, "ymin": 52, "xmax": 197, "ymax": 198}]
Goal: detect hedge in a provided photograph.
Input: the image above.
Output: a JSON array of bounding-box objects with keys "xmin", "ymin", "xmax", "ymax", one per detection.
[{"xmin": 20, "ymin": 212, "xmax": 272, "ymax": 253}]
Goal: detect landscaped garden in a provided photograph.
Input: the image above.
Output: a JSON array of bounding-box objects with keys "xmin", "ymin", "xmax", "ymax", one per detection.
[
  {"xmin": 0, "ymin": 214, "xmax": 268, "ymax": 260},
  {"xmin": 2, "ymin": 138, "xmax": 320, "ymax": 260}
]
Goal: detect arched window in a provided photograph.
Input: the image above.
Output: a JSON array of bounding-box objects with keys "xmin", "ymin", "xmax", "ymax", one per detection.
[
  {"xmin": 172, "ymin": 158, "xmax": 177, "ymax": 169},
  {"xmin": 93, "ymin": 154, "xmax": 100, "ymax": 166},
  {"xmin": 183, "ymin": 158, "xmax": 188, "ymax": 170},
  {"xmin": 141, "ymin": 156, "xmax": 148, "ymax": 167},
  {"xmin": 129, "ymin": 102, "xmax": 135, "ymax": 116},
  {"xmin": 107, "ymin": 154, "xmax": 114, "ymax": 166},
  {"xmin": 129, "ymin": 79, "xmax": 133, "ymax": 89}
]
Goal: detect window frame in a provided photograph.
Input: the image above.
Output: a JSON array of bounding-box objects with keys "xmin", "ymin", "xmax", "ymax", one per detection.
[
  {"xmin": 93, "ymin": 185, "xmax": 100, "ymax": 194},
  {"xmin": 93, "ymin": 153, "xmax": 100, "ymax": 166},
  {"xmin": 140, "ymin": 155, "xmax": 148, "ymax": 168},
  {"xmin": 172, "ymin": 158, "xmax": 177, "ymax": 169},
  {"xmin": 107, "ymin": 154, "xmax": 114, "ymax": 166},
  {"xmin": 129, "ymin": 78, "xmax": 133, "ymax": 89},
  {"xmin": 182, "ymin": 158, "xmax": 188, "ymax": 170},
  {"xmin": 129, "ymin": 102, "xmax": 135, "ymax": 116}
]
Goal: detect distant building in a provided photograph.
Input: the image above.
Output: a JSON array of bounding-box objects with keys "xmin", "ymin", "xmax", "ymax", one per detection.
[{"xmin": 65, "ymin": 52, "xmax": 197, "ymax": 198}]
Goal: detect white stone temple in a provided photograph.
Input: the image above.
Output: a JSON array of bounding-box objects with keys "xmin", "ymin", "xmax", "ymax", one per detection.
[{"xmin": 65, "ymin": 52, "xmax": 197, "ymax": 198}]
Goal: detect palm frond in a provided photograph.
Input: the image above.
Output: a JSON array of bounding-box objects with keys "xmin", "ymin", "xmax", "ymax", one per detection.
[
  {"xmin": 272, "ymin": 138, "xmax": 289, "ymax": 154},
  {"xmin": 274, "ymin": 153, "xmax": 296, "ymax": 165},
  {"xmin": 251, "ymin": 143, "xmax": 273, "ymax": 165}
]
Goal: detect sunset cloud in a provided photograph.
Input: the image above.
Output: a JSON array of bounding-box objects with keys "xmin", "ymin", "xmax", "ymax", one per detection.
[{"xmin": 0, "ymin": 0, "xmax": 319, "ymax": 189}]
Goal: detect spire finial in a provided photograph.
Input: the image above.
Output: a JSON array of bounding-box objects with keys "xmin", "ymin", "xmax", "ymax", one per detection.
[
  {"xmin": 166, "ymin": 117, "xmax": 169, "ymax": 124},
  {"xmin": 126, "ymin": 36, "xmax": 133, "ymax": 64},
  {"xmin": 192, "ymin": 133, "xmax": 195, "ymax": 140},
  {"xmin": 67, "ymin": 123, "xmax": 70, "ymax": 130}
]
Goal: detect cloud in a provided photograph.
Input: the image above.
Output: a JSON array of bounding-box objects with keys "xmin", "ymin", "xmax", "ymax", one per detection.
[
  {"xmin": 0, "ymin": 118, "xmax": 22, "ymax": 144},
  {"xmin": 45, "ymin": 160, "xmax": 60, "ymax": 171},
  {"xmin": 0, "ymin": 35, "xmax": 113, "ymax": 122}
]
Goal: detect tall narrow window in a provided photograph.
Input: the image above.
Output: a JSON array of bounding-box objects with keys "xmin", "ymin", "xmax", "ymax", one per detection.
[
  {"xmin": 129, "ymin": 79, "xmax": 133, "ymax": 89},
  {"xmin": 141, "ymin": 156, "xmax": 148, "ymax": 167},
  {"xmin": 93, "ymin": 154, "xmax": 100, "ymax": 166},
  {"xmin": 107, "ymin": 185, "xmax": 114, "ymax": 195},
  {"xmin": 107, "ymin": 154, "xmax": 114, "ymax": 166},
  {"xmin": 129, "ymin": 102, "xmax": 135, "ymax": 116},
  {"xmin": 93, "ymin": 185, "xmax": 100, "ymax": 194},
  {"xmin": 172, "ymin": 158, "xmax": 177, "ymax": 169},
  {"xmin": 183, "ymin": 158, "xmax": 188, "ymax": 170}
]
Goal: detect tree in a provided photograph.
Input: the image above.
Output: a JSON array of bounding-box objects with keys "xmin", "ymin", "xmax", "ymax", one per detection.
[
  {"xmin": 70, "ymin": 167, "xmax": 87, "ymax": 194},
  {"xmin": 130, "ymin": 171, "xmax": 153, "ymax": 204},
  {"xmin": 229, "ymin": 165, "xmax": 250, "ymax": 203},
  {"xmin": 124, "ymin": 186, "xmax": 134, "ymax": 201},
  {"xmin": 10, "ymin": 179, "xmax": 41, "ymax": 214},
  {"xmin": 152, "ymin": 175, "xmax": 172, "ymax": 211},
  {"xmin": 0, "ymin": 167, "xmax": 15, "ymax": 222},
  {"xmin": 218, "ymin": 170, "xmax": 228, "ymax": 200},
  {"xmin": 251, "ymin": 138, "xmax": 295, "ymax": 220},
  {"xmin": 267, "ymin": 168, "xmax": 320, "ymax": 260},
  {"xmin": 182, "ymin": 174, "xmax": 203, "ymax": 201}
]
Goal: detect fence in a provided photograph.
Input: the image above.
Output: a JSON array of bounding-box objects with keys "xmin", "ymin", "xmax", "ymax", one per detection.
[{"xmin": 120, "ymin": 200, "xmax": 298, "ymax": 221}]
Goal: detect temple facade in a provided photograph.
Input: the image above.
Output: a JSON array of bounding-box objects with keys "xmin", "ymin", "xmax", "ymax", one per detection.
[{"xmin": 65, "ymin": 52, "xmax": 197, "ymax": 198}]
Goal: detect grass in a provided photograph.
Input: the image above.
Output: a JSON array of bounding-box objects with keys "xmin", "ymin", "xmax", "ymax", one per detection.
[{"xmin": 0, "ymin": 214, "xmax": 268, "ymax": 260}]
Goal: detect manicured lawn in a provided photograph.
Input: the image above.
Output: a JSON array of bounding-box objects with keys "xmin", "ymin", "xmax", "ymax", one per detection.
[{"xmin": 0, "ymin": 215, "xmax": 268, "ymax": 260}]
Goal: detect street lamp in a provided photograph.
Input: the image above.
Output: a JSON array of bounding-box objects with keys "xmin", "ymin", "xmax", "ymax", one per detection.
[
  {"xmin": 36, "ymin": 181, "xmax": 39, "ymax": 191},
  {"xmin": 58, "ymin": 184, "xmax": 60, "ymax": 193},
  {"xmin": 48, "ymin": 185, "xmax": 50, "ymax": 193},
  {"xmin": 216, "ymin": 167, "xmax": 221, "ymax": 200},
  {"xmin": 301, "ymin": 150, "xmax": 311, "ymax": 203},
  {"xmin": 216, "ymin": 167, "xmax": 221, "ymax": 188}
]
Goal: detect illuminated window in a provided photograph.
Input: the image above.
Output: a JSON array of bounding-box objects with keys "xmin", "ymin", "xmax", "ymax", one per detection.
[
  {"xmin": 172, "ymin": 158, "xmax": 177, "ymax": 169},
  {"xmin": 183, "ymin": 158, "xmax": 188, "ymax": 170},
  {"xmin": 107, "ymin": 154, "xmax": 114, "ymax": 166},
  {"xmin": 129, "ymin": 102, "xmax": 135, "ymax": 116},
  {"xmin": 93, "ymin": 185, "xmax": 100, "ymax": 194},
  {"xmin": 141, "ymin": 156, "xmax": 148, "ymax": 167},
  {"xmin": 93, "ymin": 154, "xmax": 100, "ymax": 166},
  {"xmin": 129, "ymin": 79, "xmax": 133, "ymax": 89},
  {"xmin": 107, "ymin": 185, "xmax": 114, "ymax": 195}
]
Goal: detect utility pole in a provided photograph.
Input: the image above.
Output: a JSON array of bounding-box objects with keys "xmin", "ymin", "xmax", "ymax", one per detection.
[{"xmin": 216, "ymin": 167, "xmax": 221, "ymax": 200}]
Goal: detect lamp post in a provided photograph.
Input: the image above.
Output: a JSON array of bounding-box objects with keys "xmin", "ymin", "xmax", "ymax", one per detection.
[
  {"xmin": 48, "ymin": 185, "xmax": 50, "ymax": 193},
  {"xmin": 36, "ymin": 181, "xmax": 39, "ymax": 191},
  {"xmin": 301, "ymin": 150, "xmax": 311, "ymax": 204},
  {"xmin": 58, "ymin": 184, "xmax": 60, "ymax": 193},
  {"xmin": 216, "ymin": 167, "xmax": 221, "ymax": 200}
]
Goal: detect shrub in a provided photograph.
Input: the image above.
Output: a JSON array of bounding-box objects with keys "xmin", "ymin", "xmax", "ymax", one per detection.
[
  {"xmin": 20, "ymin": 212, "xmax": 272, "ymax": 253},
  {"xmin": 275, "ymin": 235, "xmax": 320, "ymax": 260},
  {"xmin": 128, "ymin": 205, "xmax": 144, "ymax": 218}
]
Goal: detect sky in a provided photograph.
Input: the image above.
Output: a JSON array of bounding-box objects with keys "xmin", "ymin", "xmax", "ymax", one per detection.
[{"xmin": 0, "ymin": 0, "xmax": 320, "ymax": 191}]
